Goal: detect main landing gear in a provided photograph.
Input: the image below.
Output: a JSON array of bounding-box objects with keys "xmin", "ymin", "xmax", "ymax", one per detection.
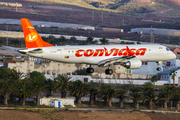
[
  {"xmin": 105, "ymin": 68, "xmax": 113, "ymax": 75},
  {"xmin": 86, "ymin": 66, "xmax": 94, "ymax": 74},
  {"xmin": 156, "ymin": 61, "xmax": 161, "ymax": 71},
  {"xmin": 86, "ymin": 65, "xmax": 113, "ymax": 75}
]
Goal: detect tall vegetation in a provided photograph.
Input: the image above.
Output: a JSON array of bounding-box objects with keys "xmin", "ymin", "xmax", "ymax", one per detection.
[
  {"xmin": 53, "ymin": 74, "xmax": 71, "ymax": 98},
  {"xmin": 99, "ymin": 84, "xmax": 115, "ymax": 107},
  {"xmin": 143, "ymin": 82, "xmax": 156, "ymax": 109},
  {"xmin": 69, "ymin": 80, "xmax": 89, "ymax": 104},
  {"xmin": 30, "ymin": 71, "xmax": 47, "ymax": 106},
  {"xmin": 116, "ymin": 88, "xmax": 127, "ymax": 108},
  {"xmin": 129, "ymin": 88, "xmax": 142, "ymax": 109}
]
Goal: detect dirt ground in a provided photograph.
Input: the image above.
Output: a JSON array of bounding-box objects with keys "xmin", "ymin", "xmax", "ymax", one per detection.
[{"xmin": 0, "ymin": 110, "xmax": 180, "ymax": 120}]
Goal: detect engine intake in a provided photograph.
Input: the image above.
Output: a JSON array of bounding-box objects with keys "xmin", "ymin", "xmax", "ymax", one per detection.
[{"xmin": 124, "ymin": 59, "xmax": 142, "ymax": 69}]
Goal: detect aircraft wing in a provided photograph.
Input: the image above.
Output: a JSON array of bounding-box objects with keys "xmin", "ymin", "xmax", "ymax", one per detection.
[
  {"xmin": 3, "ymin": 46, "xmax": 22, "ymax": 51},
  {"xmin": 98, "ymin": 46, "xmax": 137, "ymax": 67},
  {"xmin": 98, "ymin": 55, "xmax": 135, "ymax": 67}
]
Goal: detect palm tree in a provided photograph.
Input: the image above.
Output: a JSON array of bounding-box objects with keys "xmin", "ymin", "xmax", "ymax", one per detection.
[
  {"xmin": 48, "ymin": 35, "xmax": 56, "ymax": 45},
  {"xmin": 170, "ymin": 70, "xmax": 177, "ymax": 87},
  {"xmin": 129, "ymin": 88, "xmax": 142, "ymax": 109},
  {"xmin": 45, "ymin": 79, "xmax": 54, "ymax": 97},
  {"xmin": 151, "ymin": 75, "xmax": 158, "ymax": 85},
  {"xmin": 0, "ymin": 68, "xmax": 18, "ymax": 105},
  {"xmin": 58, "ymin": 36, "xmax": 67, "ymax": 45},
  {"xmin": 70, "ymin": 36, "xmax": 77, "ymax": 43},
  {"xmin": 69, "ymin": 80, "xmax": 89, "ymax": 104},
  {"xmin": 86, "ymin": 36, "xmax": 94, "ymax": 45},
  {"xmin": 0, "ymin": 38, "xmax": 4, "ymax": 46},
  {"xmin": 10, "ymin": 39, "xmax": 20, "ymax": 47},
  {"xmin": 116, "ymin": 88, "xmax": 127, "ymax": 108},
  {"xmin": 100, "ymin": 84, "xmax": 115, "ymax": 107},
  {"xmin": 73, "ymin": 68, "xmax": 90, "ymax": 75},
  {"xmin": 88, "ymin": 81, "xmax": 98, "ymax": 105},
  {"xmin": 99, "ymin": 37, "xmax": 108, "ymax": 45},
  {"xmin": 143, "ymin": 82, "xmax": 156, "ymax": 109},
  {"xmin": 30, "ymin": 71, "xmax": 47, "ymax": 106},
  {"xmin": 157, "ymin": 84, "xmax": 173, "ymax": 109},
  {"xmin": 53, "ymin": 74, "xmax": 71, "ymax": 98},
  {"xmin": 171, "ymin": 87, "xmax": 180, "ymax": 109},
  {"xmin": 15, "ymin": 78, "xmax": 33, "ymax": 106}
]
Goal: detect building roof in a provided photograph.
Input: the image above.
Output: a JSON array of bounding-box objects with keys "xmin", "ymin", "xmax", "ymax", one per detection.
[{"xmin": 159, "ymin": 67, "xmax": 180, "ymax": 75}]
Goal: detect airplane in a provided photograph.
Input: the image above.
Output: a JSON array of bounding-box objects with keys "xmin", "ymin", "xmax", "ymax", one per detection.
[{"xmin": 17, "ymin": 18, "xmax": 176, "ymax": 75}]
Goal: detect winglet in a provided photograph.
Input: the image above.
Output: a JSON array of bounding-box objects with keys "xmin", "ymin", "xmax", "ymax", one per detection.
[{"xmin": 21, "ymin": 18, "xmax": 53, "ymax": 48}]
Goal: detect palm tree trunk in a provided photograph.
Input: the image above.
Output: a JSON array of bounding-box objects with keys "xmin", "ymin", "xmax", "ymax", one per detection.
[
  {"xmin": 64, "ymin": 92, "xmax": 66, "ymax": 98},
  {"xmin": 93, "ymin": 95, "xmax": 96, "ymax": 104},
  {"xmin": 164, "ymin": 101, "xmax": 167, "ymax": 109},
  {"xmin": 78, "ymin": 95, "xmax": 81, "ymax": 104},
  {"xmin": 104, "ymin": 98, "xmax": 108, "ymax": 105},
  {"xmin": 119, "ymin": 100, "xmax": 123, "ymax": 108},
  {"xmin": 173, "ymin": 78, "xmax": 175, "ymax": 87},
  {"xmin": 47, "ymin": 90, "xmax": 52, "ymax": 97},
  {"xmin": 75, "ymin": 96, "xmax": 78, "ymax": 103},
  {"xmin": 89, "ymin": 93, "xmax": 94, "ymax": 105},
  {"xmin": 3, "ymin": 93, "xmax": 8, "ymax": 106},
  {"xmin": 176, "ymin": 103, "xmax": 179, "ymax": 109},
  {"xmin": 61, "ymin": 92, "xmax": 64, "ymax": 98},
  {"xmin": 135, "ymin": 102, "xmax": 139, "ymax": 109},
  {"xmin": 18, "ymin": 96, "xmax": 23, "ymax": 104},
  {"xmin": 61, "ymin": 92, "xmax": 67, "ymax": 98},
  {"xmin": 108, "ymin": 98, "xmax": 112, "ymax": 107},
  {"xmin": 36, "ymin": 94, "xmax": 39, "ymax": 106},
  {"xmin": 149, "ymin": 100, "xmax": 153, "ymax": 109},
  {"xmin": 22, "ymin": 95, "xmax": 26, "ymax": 107}
]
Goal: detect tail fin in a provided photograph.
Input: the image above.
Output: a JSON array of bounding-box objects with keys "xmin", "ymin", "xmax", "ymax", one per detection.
[{"xmin": 21, "ymin": 18, "xmax": 53, "ymax": 49}]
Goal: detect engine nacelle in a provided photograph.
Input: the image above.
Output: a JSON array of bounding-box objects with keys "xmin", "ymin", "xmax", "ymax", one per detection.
[{"xmin": 124, "ymin": 59, "xmax": 142, "ymax": 69}]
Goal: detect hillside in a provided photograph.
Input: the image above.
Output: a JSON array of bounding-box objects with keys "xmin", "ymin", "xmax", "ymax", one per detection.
[{"xmin": 26, "ymin": 0, "xmax": 180, "ymax": 15}]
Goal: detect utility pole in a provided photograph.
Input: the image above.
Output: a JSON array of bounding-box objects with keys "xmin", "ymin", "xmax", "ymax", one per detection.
[
  {"xmin": 150, "ymin": 26, "xmax": 154, "ymax": 43},
  {"xmin": 92, "ymin": 11, "xmax": 94, "ymax": 20},
  {"xmin": 102, "ymin": 11, "xmax": 103, "ymax": 21},
  {"xmin": 16, "ymin": 3, "xmax": 17, "ymax": 12},
  {"xmin": 6, "ymin": 25, "xmax": 9, "ymax": 46}
]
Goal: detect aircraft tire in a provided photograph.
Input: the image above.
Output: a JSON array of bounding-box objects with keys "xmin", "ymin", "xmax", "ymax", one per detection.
[
  {"xmin": 105, "ymin": 69, "xmax": 113, "ymax": 75},
  {"xmin": 86, "ymin": 68, "xmax": 94, "ymax": 73},
  {"xmin": 157, "ymin": 67, "xmax": 161, "ymax": 71}
]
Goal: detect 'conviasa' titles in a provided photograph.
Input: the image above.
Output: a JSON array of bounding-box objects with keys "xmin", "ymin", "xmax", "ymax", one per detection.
[{"xmin": 75, "ymin": 47, "xmax": 146, "ymax": 57}]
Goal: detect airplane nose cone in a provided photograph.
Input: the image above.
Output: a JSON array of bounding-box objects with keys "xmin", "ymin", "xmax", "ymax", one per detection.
[{"xmin": 172, "ymin": 53, "xmax": 176, "ymax": 59}]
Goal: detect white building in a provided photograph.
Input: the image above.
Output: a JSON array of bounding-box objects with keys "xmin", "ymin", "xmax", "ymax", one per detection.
[
  {"xmin": 163, "ymin": 59, "xmax": 180, "ymax": 71},
  {"xmin": 131, "ymin": 28, "xmax": 180, "ymax": 36},
  {"xmin": 158, "ymin": 67, "xmax": 180, "ymax": 86}
]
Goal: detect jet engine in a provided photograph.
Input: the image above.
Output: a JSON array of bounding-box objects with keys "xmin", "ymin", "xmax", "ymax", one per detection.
[{"xmin": 123, "ymin": 59, "xmax": 142, "ymax": 69}]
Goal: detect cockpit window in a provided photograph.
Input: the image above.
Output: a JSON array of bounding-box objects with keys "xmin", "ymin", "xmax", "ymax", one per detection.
[
  {"xmin": 166, "ymin": 48, "xmax": 170, "ymax": 51},
  {"xmin": 159, "ymin": 47, "xmax": 163, "ymax": 49}
]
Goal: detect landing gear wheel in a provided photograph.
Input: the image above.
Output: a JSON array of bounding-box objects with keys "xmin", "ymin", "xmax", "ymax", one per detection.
[
  {"xmin": 86, "ymin": 68, "xmax": 94, "ymax": 73},
  {"xmin": 105, "ymin": 69, "xmax": 113, "ymax": 75},
  {"xmin": 157, "ymin": 67, "xmax": 161, "ymax": 71}
]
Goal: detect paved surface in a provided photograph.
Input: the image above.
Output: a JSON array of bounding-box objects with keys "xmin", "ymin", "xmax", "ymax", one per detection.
[
  {"xmin": 0, "ymin": 46, "xmax": 22, "ymax": 56},
  {"xmin": 0, "ymin": 18, "xmax": 93, "ymax": 29},
  {"xmin": 0, "ymin": 107, "xmax": 180, "ymax": 114}
]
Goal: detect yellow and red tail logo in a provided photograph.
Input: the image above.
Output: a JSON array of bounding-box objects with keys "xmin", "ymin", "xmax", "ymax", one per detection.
[{"xmin": 21, "ymin": 18, "xmax": 53, "ymax": 48}]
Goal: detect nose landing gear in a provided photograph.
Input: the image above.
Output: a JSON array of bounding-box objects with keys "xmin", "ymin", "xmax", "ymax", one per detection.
[{"xmin": 156, "ymin": 61, "xmax": 161, "ymax": 71}]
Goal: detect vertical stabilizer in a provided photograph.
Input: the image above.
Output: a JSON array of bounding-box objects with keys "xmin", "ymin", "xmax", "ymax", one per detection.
[{"xmin": 21, "ymin": 18, "xmax": 53, "ymax": 48}]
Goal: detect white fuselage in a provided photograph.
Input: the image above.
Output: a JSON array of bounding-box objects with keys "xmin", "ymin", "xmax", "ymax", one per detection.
[{"xmin": 26, "ymin": 44, "xmax": 176, "ymax": 65}]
